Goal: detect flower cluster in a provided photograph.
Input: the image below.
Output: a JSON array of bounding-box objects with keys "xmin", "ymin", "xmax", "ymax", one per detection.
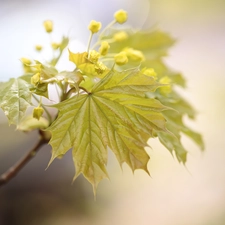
[{"xmin": 20, "ymin": 9, "xmax": 164, "ymax": 121}]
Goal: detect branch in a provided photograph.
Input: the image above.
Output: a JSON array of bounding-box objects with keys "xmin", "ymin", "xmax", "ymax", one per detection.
[{"xmin": 0, "ymin": 135, "xmax": 47, "ymax": 187}]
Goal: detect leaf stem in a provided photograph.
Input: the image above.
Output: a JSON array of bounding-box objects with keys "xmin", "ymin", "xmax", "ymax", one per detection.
[
  {"xmin": 79, "ymin": 86, "xmax": 91, "ymax": 95},
  {"xmin": 87, "ymin": 32, "xmax": 93, "ymax": 56},
  {"xmin": 100, "ymin": 57, "xmax": 115, "ymax": 62},
  {"xmin": 99, "ymin": 20, "xmax": 116, "ymax": 38},
  {"xmin": 0, "ymin": 135, "xmax": 47, "ymax": 187},
  {"xmin": 91, "ymin": 38, "xmax": 114, "ymax": 51},
  {"xmin": 111, "ymin": 62, "xmax": 116, "ymax": 70},
  {"xmin": 64, "ymin": 87, "xmax": 75, "ymax": 99},
  {"xmin": 50, "ymin": 50, "xmax": 63, "ymax": 66}
]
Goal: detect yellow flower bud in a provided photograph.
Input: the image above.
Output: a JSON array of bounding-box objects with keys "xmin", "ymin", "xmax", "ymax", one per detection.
[
  {"xmin": 35, "ymin": 45, "xmax": 42, "ymax": 51},
  {"xmin": 43, "ymin": 20, "xmax": 53, "ymax": 33},
  {"xmin": 123, "ymin": 48, "xmax": 145, "ymax": 62},
  {"xmin": 89, "ymin": 50, "xmax": 100, "ymax": 63},
  {"xmin": 159, "ymin": 76, "xmax": 172, "ymax": 95},
  {"xmin": 114, "ymin": 10, "xmax": 128, "ymax": 24},
  {"xmin": 33, "ymin": 106, "xmax": 44, "ymax": 120},
  {"xmin": 31, "ymin": 73, "xmax": 41, "ymax": 86},
  {"xmin": 95, "ymin": 61, "xmax": 107, "ymax": 74},
  {"xmin": 142, "ymin": 68, "xmax": 157, "ymax": 79},
  {"xmin": 88, "ymin": 20, "xmax": 102, "ymax": 33},
  {"xmin": 51, "ymin": 42, "xmax": 60, "ymax": 50},
  {"xmin": 114, "ymin": 52, "xmax": 128, "ymax": 66},
  {"xmin": 21, "ymin": 57, "xmax": 32, "ymax": 65},
  {"xmin": 113, "ymin": 31, "xmax": 128, "ymax": 42},
  {"xmin": 99, "ymin": 41, "xmax": 110, "ymax": 56}
]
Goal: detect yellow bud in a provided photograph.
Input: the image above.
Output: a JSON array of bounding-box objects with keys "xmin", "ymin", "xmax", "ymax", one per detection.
[
  {"xmin": 142, "ymin": 68, "xmax": 157, "ymax": 79},
  {"xmin": 95, "ymin": 61, "xmax": 107, "ymax": 74},
  {"xmin": 114, "ymin": 52, "xmax": 128, "ymax": 66},
  {"xmin": 33, "ymin": 63, "xmax": 42, "ymax": 72},
  {"xmin": 33, "ymin": 106, "xmax": 44, "ymax": 120},
  {"xmin": 114, "ymin": 10, "xmax": 128, "ymax": 24},
  {"xmin": 35, "ymin": 45, "xmax": 42, "ymax": 51},
  {"xmin": 51, "ymin": 42, "xmax": 60, "ymax": 50},
  {"xmin": 123, "ymin": 48, "xmax": 145, "ymax": 62},
  {"xmin": 43, "ymin": 20, "xmax": 53, "ymax": 33},
  {"xmin": 89, "ymin": 50, "xmax": 100, "ymax": 63},
  {"xmin": 159, "ymin": 76, "xmax": 172, "ymax": 95},
  {"xmin": 160, "ymin": 76, "xmax": 171, "ymax": 84},
  {"xmin": 88, "ymin": 20, "xmax": 102, "ymax": 33},
  {"xmin": 21, "ymin": 57, "xmax": 32, "ymax": 65},
  {"xmin": 113, "ymin": 31, "xmax": 128, "ymax": 42},
  {"xmin": 99, "ymin": 41, "xmax": 110, "ymax": 56},
  {"xmin": 31, "ymin": 73, "xmax": 41, "ymax": 86}
]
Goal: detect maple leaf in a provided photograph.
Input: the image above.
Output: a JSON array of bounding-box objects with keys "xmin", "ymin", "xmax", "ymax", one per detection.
[
  {"xmin": 69, "ymin": 50, "xmax": 89, "ymax": 67},
  {"xmin": 17, "ymin": 115, "xmax": 49, "ymax": 132},
  {"xmin": 108, "ymin": 28, "xmax": 204, "ymax": 160},
  {"xmin": 0, "ymin": 77, "xmax": 32, "ymax": 125},
  {"xmin": 104, "ymin": 29, "xmax": 186, "ymax": 87},
  {"xmin": 157, "ymin": 93, "xmax": 204, "ymax": 162},
  {"xmin": 108, "ymin": 29, "xmax": 175, "ymax": 59},
  {"xmin": 47, "ymin": 68, "xmax": 169, "ymax": 194}
]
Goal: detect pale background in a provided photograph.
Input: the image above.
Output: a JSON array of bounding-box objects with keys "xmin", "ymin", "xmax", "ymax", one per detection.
[{"xmin": 0, "ymin": 0, "xmax": 225, "ymax": 224}]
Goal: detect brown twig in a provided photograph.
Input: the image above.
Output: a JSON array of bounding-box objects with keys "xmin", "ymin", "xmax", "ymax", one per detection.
[{"xmin": 0, "ymin": 136, "xmax": 47, "ymax": 187}]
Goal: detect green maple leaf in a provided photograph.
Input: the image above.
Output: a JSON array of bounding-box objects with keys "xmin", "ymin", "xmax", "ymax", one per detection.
[
  {"xmin": 142, "ymin": 59, "xmax": 186, "ymax": 88},
  {"xmin": 107, "ymin": 29, "xmax": 175, "ymax": 59},
  {"xmin": 0, "ymin": 77, "xmax": 32, "ymax": 125},
  {"xmin": 158, "ymin": 99, "xmax": 204, "ymax": 162},
  {"xmin": 107, "ymin": 28, "xmax": 204, "ymax": 158},
  {"xmin": 105, "ymin": 29, "xmax": 186, "ymax": 87},
  {"xmin": 47, "ymin": 68, "xmax": 169, "ymax": 194},
  {"xmin": 149, "ymin": 90, "xmax": 204, "ymax": 162}
]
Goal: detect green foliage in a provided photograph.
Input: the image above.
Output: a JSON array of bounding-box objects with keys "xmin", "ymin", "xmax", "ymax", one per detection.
[
  {"xmin": 47, "ymin": 69, "xmax": 169, "ymax": 193},
  {"xmin": 0, "ymin": 77, "xmax": 32, "ymax": 125},
  {"xmin": 105, "ymin": 28, "xmax": 204, "ymax": 162},
  {"xmin": 0, "ymin": 10, "xmax": 204, "ymax": 194},
  {"xmin": 108, "ymin": 29, "xmax": 175, "ymax": 59}
]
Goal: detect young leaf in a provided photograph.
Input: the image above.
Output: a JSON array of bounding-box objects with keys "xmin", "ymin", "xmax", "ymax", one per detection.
[
  {"xmin": 108, "ymin": 28, "xmax": 203, "ymax": 159},
  {"xmin": 59, "ymin": 36, "xmax": 69, "ymax": 51},
  {"xmin": 36, "ymin": 61, "xmax": 58, "ymax": 80},
  {"xmin": 50, "ymin": 36, "xmax": 69, "ymax": 66},
  {"xmin": 47, "ymin": 68, "xmax": 169, "ymax": 193},
  {"xmin": 30, "ymin": 83, "xmax": 49, "ymax": 98},
  {"xmin": 142, "ymin": 59, "xmax": 186, "ymax": 88},
  {"xmin": 105, "ymin": 29, "xmax": 186, "ymax": 87},
  {"xmin": 150, "ymin": 91, "xmax": 204, "ymax": 162},
  {"xmin": 0, "ymin": 77, "xmax": 32, "ymax": 125},
  {"xmin": 17, "ymin": 115, "xmax": 49, "ymax": 132},
  {"xmin": 69, "ymin": 50, "xmax": 89, "ymax": 67},
  {"xmin": 108, "ymin": 29, "xmax": 175, "ymax": 59}
]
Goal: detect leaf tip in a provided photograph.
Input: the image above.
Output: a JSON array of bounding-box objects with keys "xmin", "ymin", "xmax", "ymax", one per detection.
[
  {"xmin": 72, "ymin": 172, "xmax": 80, "ymax": 184},
  {"xmin": 45, "ymin": 154, "xmax": 56, "ymax": 170}
]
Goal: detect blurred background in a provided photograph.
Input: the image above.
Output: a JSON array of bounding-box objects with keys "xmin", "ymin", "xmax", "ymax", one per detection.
[{"xmin": 0, "ymin": 0, "xmax": 225, "ymax": 224}]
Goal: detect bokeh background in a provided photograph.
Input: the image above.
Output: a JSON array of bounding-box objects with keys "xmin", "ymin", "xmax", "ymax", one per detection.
[{"xmin": 0, "ymin": 0, "xmax": 225, "ymax": 224}]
